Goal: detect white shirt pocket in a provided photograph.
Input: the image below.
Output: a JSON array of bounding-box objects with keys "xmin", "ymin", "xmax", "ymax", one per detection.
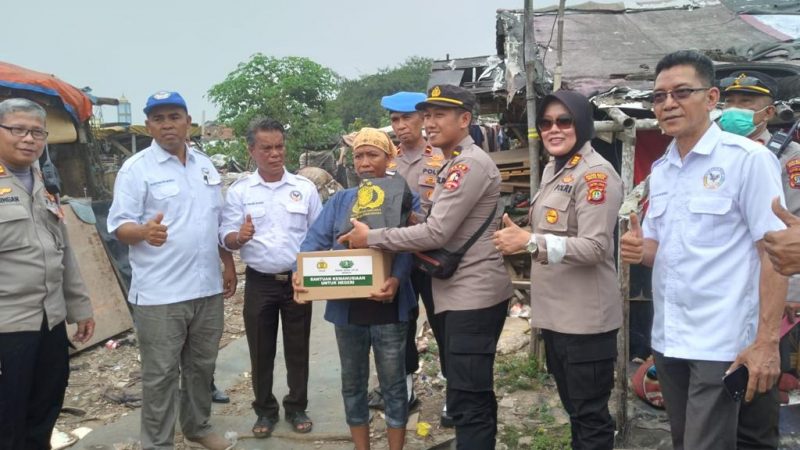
[
  {"xmin": 687, "ymin": 196, "xmax": 735, "ymax": 246},
  {"xmin": 284, "ymin": 202, "xmax": 309, "ymax": 231}
]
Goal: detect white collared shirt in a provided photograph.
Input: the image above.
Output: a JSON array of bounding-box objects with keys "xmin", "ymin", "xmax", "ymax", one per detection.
[
  {"xmin": 219, "ymin": 169, "xmax": 321, "ymax": 274},
  {"xmin": 642, "ymin": 123, "xmax": 785, "ymax": 361},
  {"xmin": 107, "ymin": 143, "xmax": 224, "ymax": 306}
]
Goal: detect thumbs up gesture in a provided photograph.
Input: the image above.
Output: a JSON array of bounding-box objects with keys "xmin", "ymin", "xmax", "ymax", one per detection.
[
  {"xmin": 237, "ymin": 214, "xmax": 255, "ymax": 245},
  {"xmin": 492, "ymin": 213, "xmax": 531, "ymax": 255},
  {"xmin": 620, "ymin": 213, "xmax": 644, "ymax": 264},
  {"xmin": 144, "ymin": 212, "xmax": 168, "ymax": 247},
  {"xmin": 765, "ymin": 197, "xmax": 800, "ymax": 276}
]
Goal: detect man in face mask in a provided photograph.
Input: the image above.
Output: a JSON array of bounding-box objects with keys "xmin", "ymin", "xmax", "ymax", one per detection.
[{"xmin": 719, "ymin": 71, "xmax": 800, "ymax": 450}]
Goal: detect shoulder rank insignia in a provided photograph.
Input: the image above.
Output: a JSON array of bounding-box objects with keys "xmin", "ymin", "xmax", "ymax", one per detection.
[
  {"xmin": 0, "ymin": 164, "xmax": 6, "ymax": 177},
  {"xmin": 567, "ymin": 154, "xmax": 582, "ymax": 168},
  {"xmin": 584, "ymin": 172, "xmax": 608, "ymax": 204}
]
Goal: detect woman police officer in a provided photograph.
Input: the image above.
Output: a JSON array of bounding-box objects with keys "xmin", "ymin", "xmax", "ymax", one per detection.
[{"xmin": 494, "ymin": 90, "xmax": 623, "ymax": 450}]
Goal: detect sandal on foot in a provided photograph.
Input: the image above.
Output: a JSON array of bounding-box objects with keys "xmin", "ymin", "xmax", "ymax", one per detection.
[
  {"xmin": 252, "ymin": 415, "xmax": 277, "ymax": 438},
  {"xmin": 286, "ymin": 410, "xmax": 313, "ymax": 434}
]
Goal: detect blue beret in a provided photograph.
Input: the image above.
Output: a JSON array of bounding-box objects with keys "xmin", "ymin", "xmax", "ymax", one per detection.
[
  {"xmin": 381, "ymin": 92, "xmax": 427, "ymax": 113},
  {"xmin": 143, "ymin": 91, "xmax": 187, "ymax": 115}
]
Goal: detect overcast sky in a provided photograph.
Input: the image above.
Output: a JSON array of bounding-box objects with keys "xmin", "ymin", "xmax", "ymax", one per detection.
[{"xmin": 2, "ymin": 0, "xmax": 576, "ymax": 123}]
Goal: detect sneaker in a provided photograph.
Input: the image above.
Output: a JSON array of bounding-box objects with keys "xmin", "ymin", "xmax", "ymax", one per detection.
[
  {"xmin": 184, "ymin": 432, "xmax": 231, "ymax": 450},
  {"xmin": 211, "ymin": 388, "xmax": 230, "ymax": 404},
  {"xmin": 440, "ymin": 404, "xmax": 454, "ymax": 428}
]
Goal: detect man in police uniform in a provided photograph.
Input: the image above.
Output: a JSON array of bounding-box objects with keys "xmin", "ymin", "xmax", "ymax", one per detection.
[
  {"xmin": 621, "ymin": 51, "xmax": 787, "ymax": 449},
  {"xmin": 341, "ymin": 85, "xmax": 513, "ymax": 449},
  {"xmin": 220, "ymin": 117, "xmax": 321, "ymax": 438},
  {"xmin": 108, "ymin": 91, "xmax": 237, "ymax": 450},
  {"xmin": 718, "ymin": 70, "xmax": 800, "ymax": 449},
  {"xmin": 0, "ymin": 98, "xmax": 95, "ymax": 449},
  {"xmin": 376, "ymin": 91, "xmax": 448, "ymax": 420}
]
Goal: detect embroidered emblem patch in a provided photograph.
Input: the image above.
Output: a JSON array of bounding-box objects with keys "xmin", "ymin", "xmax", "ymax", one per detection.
[
  {"xmin": 546, "ymin": 209, "xmax": 559, "ymax": 224},
  {"xmin": 290, "ymin": 190, "xmax": 303, "ymax": 202},
  {"xmin": 584, "ymin": 172, "xmax": 608, "ymax": 205},
  {"xmin": 562, "ymin": 175, "xmax": 574, "ymax": 183},
  {"xmin": 351, "ymin": 180, "xmax": 385, "ymax": 219},
  {"xmin": 443, "ymin": 163, "xmax": 470, "ymax": 191},
  {"xmin": 787, "ymin": 160, "xmax": 800, "ymax": 189},
  {"xmin": 431, "ymin": 153, "xmax": 444, "ymax": 162},
  {"xmin": 703, "ymin": 167, "xmax": 725, "ymax": 190}
]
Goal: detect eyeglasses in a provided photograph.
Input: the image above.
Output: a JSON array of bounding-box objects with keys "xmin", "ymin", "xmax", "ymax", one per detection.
[
  {"xmin": 651, "ymin": 88, "xmax": 710, "ymax": 105},
  {"xmin": 0, "ymin": 124, "xmax": 49, "ymax": 140},
  {"xmin": 537, "ymin": 115, "xmax": 574, "ymax": 131}
]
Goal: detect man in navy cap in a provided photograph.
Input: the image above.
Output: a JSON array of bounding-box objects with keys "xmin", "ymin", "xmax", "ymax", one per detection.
[
  {"xmin": 108, "ymin": 91, "xmax": 237, "ymax": 450},
  {"xmin": 369, "ymin": 91, "xmax": 452, "ymax": 424},
  {"xmin": 719, "ymin": 71, "xmax": 800, "ymax": 450}
]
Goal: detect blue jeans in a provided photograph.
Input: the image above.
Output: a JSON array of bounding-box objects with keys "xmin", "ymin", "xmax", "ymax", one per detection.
[{"xmin": 334, "ymin": 322, "xmax": 408, "ymax": 429}]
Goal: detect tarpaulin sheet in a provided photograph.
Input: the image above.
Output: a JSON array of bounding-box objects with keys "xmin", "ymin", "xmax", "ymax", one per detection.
[{"xmin": 0, "ymin": 61, "xmax": 92, "ymax": 123}]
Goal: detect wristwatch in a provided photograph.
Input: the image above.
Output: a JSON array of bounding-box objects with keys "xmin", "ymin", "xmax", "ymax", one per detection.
[{"xmin": 526, "ymin": 234, "xmax": 539, "ymax": 256}]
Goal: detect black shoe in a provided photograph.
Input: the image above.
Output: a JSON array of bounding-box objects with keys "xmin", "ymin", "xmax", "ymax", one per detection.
[
  {"xmin": 440, "ymin": 408, "xmax": 454, "ymax": 428},
  {"xmin": 408, "ymin": 391, "xmax": 419, "ymax": 411},
  {"xmin": 211, "ymin": 388, "xmax": 230, "ymax": 404}
]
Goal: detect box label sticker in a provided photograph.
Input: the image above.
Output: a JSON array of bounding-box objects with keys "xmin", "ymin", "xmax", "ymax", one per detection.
[{"xmin": 302, "ymin": 255, "xmax": 374, "ymax": 287}]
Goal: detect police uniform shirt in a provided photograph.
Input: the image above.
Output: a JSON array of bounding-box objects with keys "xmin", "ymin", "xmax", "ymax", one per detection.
[
  {"xmin": 0, "ymin": 164, "xmax": 92, "ymax": 332},
  {"xmin": 219, "ymin": 169, "xmax": 321, "ymax": 274},
  {"xmin": 642, "ymin": 123, "xmax": 785, "ymax": 362},
  {"xmin": 107, "ymin": 143, "xmax": 225, "ymax": 306},
  {"xmin": 368, "ymin": 135, "xmax": 513, "ymax": 313},
  {"xmin": 389, "ymin": 142, "xmax": 444, "ymax": 214},
  {"xmin": 529, "ymin": 143, "xmax": 623, "ymax": 334},
  {"xmin": 754, "ymin": 128, "xmax": 800, "ymax": 303}
]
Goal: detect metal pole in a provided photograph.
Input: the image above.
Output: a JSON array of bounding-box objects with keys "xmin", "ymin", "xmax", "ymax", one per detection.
[
  {"xmin": 553, "ymin": 0, "xmax": 566, "ymax": 91},
  {"xmin": 524, "ymin": 0, "xmax": 543, "ymax": 360}
]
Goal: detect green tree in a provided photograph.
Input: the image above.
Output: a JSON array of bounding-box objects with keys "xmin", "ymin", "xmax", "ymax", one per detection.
[
  {"xmin": 334, "ymin": 57, "xmax": 432, "ymax": 130},
  {"xmin": 208, "ymin": 54, "xmax": 343, "ymax": 167}
]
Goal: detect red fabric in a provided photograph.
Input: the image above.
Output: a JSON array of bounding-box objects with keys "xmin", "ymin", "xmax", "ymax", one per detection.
[
  {"xmin": 634, "ymin": 130, "xmax": 672, "ymax": 185},
  {"xmin": 0, "ymin": 61, "xmax": 92, "ymax": 122}
]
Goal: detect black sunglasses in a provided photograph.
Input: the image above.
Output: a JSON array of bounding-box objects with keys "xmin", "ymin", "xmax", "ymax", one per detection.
[{"xmin": 537, "ymin": 115, "xmax": 574, "ymax": 131}]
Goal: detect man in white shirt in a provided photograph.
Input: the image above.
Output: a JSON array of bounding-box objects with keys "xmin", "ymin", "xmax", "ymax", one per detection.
[
  {"xmin": 219, "ymin": 118, "xmax": 321, "ymax": 438},
  {"xmin": 620, "ymin": 51, "xmax": 787, "ymax": 450},
  {"xmin": 108, "ymin": 91, "xmax": 237, "ymax": 450}
]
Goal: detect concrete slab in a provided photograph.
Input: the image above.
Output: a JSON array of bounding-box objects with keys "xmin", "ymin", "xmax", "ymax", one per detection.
[{"xmin": 75, "ymin": 301, "xmax": 351, "ymax": 448}]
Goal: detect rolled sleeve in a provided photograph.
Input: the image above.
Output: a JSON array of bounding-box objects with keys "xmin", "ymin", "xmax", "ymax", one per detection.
[
  {"xmin": 107, "ymin": 167, "xmax": 145, "ymax": 235},
  {"xmin": 740, "ymin": 149, "xmax": 786, "ymax": 242}
]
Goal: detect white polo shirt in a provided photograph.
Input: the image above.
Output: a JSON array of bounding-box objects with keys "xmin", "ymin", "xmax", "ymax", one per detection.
[
  {"xmin": 108, "ymin": 143, "xmax": 224, "ymax": 305},
  {"xmin": 219, "ymin": 170, "xmax": 321, "ymax": 274},
  {"xmin": 642, "ymin": 123, "xmax": 785, "ymax": 362}
]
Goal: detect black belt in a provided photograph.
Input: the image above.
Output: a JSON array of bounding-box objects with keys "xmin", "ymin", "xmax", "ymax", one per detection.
[{"xmin": 245, "ymin": 267, "xmax": 291, "ymax": 282}]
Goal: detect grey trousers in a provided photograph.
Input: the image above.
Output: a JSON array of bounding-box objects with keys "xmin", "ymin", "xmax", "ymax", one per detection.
[
  {"xmin": 132, "ymin": 294, "xmax": 224, "ymax": 450},
  {"xmin": 654, "ymin": 351, "xmax": 740, "ymax": 450}
]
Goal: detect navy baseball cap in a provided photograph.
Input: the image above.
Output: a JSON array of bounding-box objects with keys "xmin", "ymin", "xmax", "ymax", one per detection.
[
  {"xmin": 143, "ymin": 91, "xmax": 187, "ymax": 115},
  {"xmin": 381, "ymin": 92, "xmax": 427, "ymax": 113}
]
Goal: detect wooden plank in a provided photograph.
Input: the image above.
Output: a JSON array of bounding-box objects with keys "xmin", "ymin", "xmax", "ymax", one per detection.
[{"xmin": 63, "ymin": 203, "xmax": 133, "ymax": 353}]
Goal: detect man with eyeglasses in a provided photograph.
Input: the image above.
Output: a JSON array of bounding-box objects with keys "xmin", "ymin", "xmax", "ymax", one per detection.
[
  {"xmin": 108, "ymin": 91, "xmax": 237, "ymax": 450},
  {"xmin": 219, "ymin": 117, "xmax": 321, "ymax": 438},
  {"xmin": 717, "ymin": 71, "xmax": 800, "ymax": 449},
  {"xmin": 0, "ymin": 98, "xmax": 95, "ymax": 448},
  {"xmin": 620, "ymin": 50, "xmax": 787, "ymax": 449}
]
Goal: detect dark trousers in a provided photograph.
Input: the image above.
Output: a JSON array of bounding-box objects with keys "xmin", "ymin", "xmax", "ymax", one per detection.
[
  {"xmin": 542, "ymin": 329, "xmax": 617, "ymax": 450},
  {"xmin": 406, "ymin": 269, "xmax": 445, "ymax": 376},
  {"xmin": 0, "ymin": 318, "xmax": 69, "ymax": 450},
  {"xmin": 441, "ymin": 299, "xmax": 509, "ymax": 450},
  {"xmin": 244, "ymin": 267, "xmax": 312, "ymax": 418},
  {"xmin": 653, "ymin": 351, "xmax": 739, "ymax": 450}
]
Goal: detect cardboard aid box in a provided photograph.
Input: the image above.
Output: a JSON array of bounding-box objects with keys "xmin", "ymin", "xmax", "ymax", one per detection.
[{"xmin": 296, "ymin": 248, "xmax": 393, "ymax": 301}]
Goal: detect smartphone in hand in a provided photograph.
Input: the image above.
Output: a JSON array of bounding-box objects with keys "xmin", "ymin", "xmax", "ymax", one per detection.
[{"xmin": 723, "ymin": 365, "xmax": 749, "ymax": 402}]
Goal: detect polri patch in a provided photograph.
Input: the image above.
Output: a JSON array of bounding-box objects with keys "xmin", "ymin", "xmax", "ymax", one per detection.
[
  {"xmin": 443, "ymin": 163, "xmax": 470, "ymax": 191},
  {"xmin": 787, "ymin": 160, "xmax": 800, "ymax": 189},
  {"xmin": 554, "ymin": 183, "xmax": 573, "ymax": 194},
  {"xmin": 584, "ymin": 172, "xmax": 608, "ymax": 205}
]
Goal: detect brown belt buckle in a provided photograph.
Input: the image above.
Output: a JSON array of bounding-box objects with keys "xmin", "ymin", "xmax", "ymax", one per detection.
[{"xmin": 275, "ymin": 274, "xmax": 289, "ymax": 282}]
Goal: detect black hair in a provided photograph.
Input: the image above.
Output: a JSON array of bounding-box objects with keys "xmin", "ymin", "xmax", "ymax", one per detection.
[
  {"xmin": 246, "ymin": 117, "xmax": 285, "ymax": 147},
  {"xmin": 655, "ymin": 50, "xmax": 715, "ymax": 87}
]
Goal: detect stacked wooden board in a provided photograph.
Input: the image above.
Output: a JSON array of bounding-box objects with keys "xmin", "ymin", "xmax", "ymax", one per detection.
[{"xmin": 489, "ymin": 147, "xmax": 531, "ymax": 193}]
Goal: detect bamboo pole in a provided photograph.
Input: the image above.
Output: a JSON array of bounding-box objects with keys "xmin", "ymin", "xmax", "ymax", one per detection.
[{"xmin": 553, "ymin": 0, "xmax": 566, "ymax": 91}]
